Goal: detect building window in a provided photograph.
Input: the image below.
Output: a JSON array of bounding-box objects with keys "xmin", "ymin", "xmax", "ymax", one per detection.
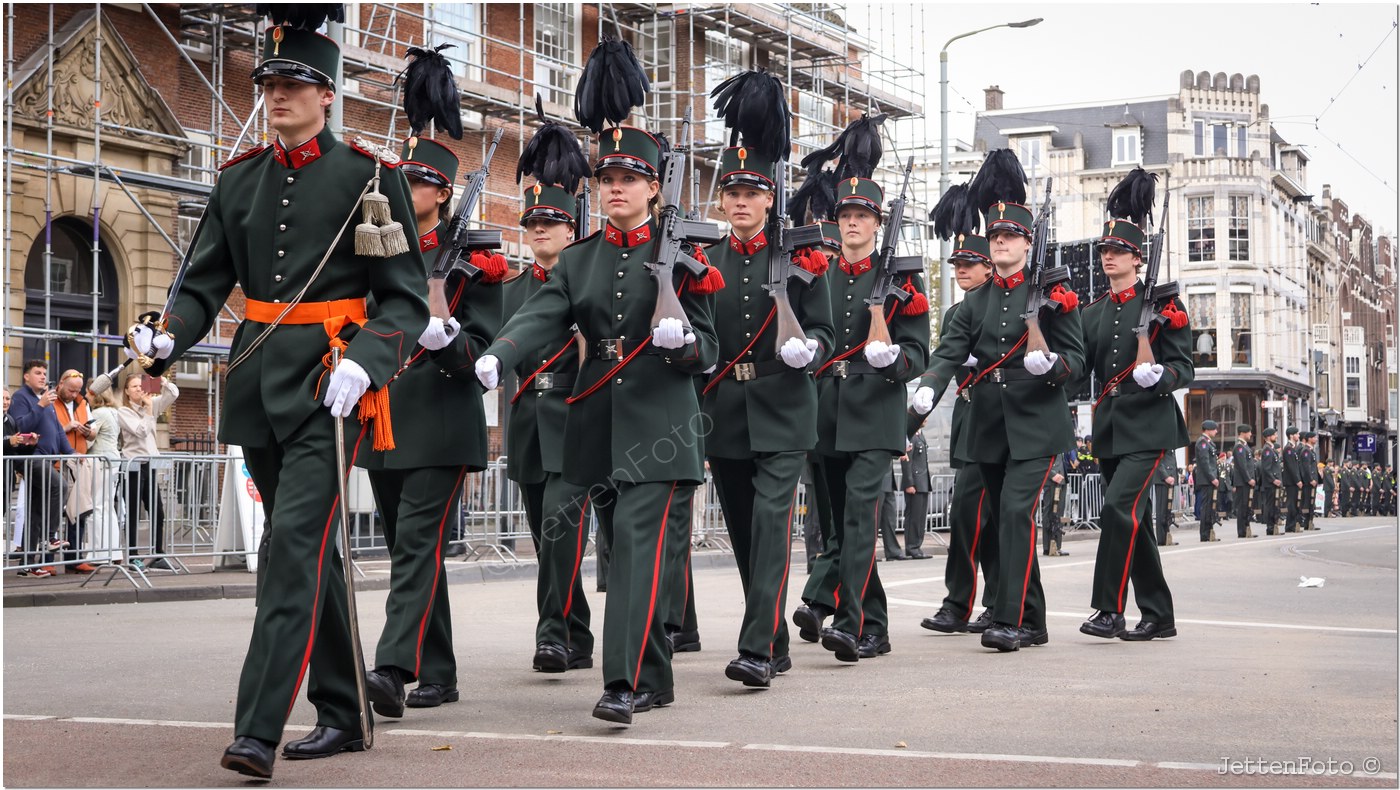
[
  {"xmin": 635, "ymin": 20, "xmax": 672, "ymax": 86},
  {"xmin": 1237, "ymin": 126, "xmax": 1247, "ymax": 158},
  {"xmin": 1212, "ymin": 123, "xmax": 1228, "ymax": 156},
  {"xmin": 1194, "ymin": 120, "xmax": 1242, "ymax": 157},
  {"xmin": 1193, "ymin": 120, "xmax": 1204, "ymax": 156},
  {"xmin": 1190, "ymin": 293, "xmax": 1217, "ymax": 367},
  {"xmin": 1231, "ymin": 293, "xmax": 1252, "ymax": 367},
  {"xmin": 1112, "ymin": 128, "xmax": 1140, "ymax": 166},
  {"xmin": 796, "ymin": 90, "xmax": 833, "ymax": 150},
  {"xmin": 533, "ymin": 3, "xmax": 578, "ymax": 108},
  {"xmin": 1187, "ymin": 196, "xmax": 1215, "ymax": 262},
  {"xmin": 1346, "ymin": 375, "xmax": 1361, "ymax": 408},
  {"xmin": 1227, "ymin": 195, "xmax": 1250, "ymax": 261},
  {"xmin": 429, "ymin": 3, "xmax": 479, "ymax": 82},
  {"xmin": 1017, "ymin": 138, "xmax": 1044, "ymax": 179}
]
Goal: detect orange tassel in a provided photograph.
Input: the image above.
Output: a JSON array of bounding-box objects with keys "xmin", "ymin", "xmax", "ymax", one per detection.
[{"xmin": 356, "ymin": 385, "xmax": 395, "ymax": 452}]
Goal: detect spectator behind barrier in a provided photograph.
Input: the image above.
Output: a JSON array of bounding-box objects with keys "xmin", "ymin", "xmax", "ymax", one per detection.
[
  {"xmin": 54, "ymin": 370, "xmax": 98, "ymax": 573},
  {"xmin": 116, "ymin": 373, "xmax": 179, "ymax": 572},
  {"xmin": 84, "ymin": 386, "xmax": 123, "ymax": 565},
  {"xmin": 8, "ymin": 360, "xmax": 74, "ymax": 576}
]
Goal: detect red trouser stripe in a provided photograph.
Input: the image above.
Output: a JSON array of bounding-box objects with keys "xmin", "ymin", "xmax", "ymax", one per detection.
[
  {"xmin": 856, "ymin": 492, "xmax": 880, "ymax": 636},
  {"xmin": 1018, "ymin": 458, "xmax": 1057, "ymax": 628},
  {"xmin": 414, "ymin": 466, "xmax": 468, "ymax": 677},
  {"xmin": 964, "ymin": 488, "xmax": 986, "ymax": 615},
  {"xmin": 563, "ymin": 496, "xmax": 591, "ymax": 620},
  {"xmin": 771, "ymin": 489, "xmax": 797, "ymax": 654},
  {"xmin": 286, "ymin": 422, "xmax": 369, "ymax": 722},
  {"xmin": 1116, "ymin": 451, "xmax": 1164, "ymax": 612},
  {"xmin": 633, "ymin": 482, "xmax": 677, "ymax": 691}
]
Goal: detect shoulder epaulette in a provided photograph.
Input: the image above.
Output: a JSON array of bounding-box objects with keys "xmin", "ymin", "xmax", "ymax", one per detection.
[
  {"xmin": 564, "ymin": 229, "xmax": 602, "ymax": 250},
  {"xmin": 219, "ymin": 145, "xmax": 270, "ymax": 171},
  {"xmin": 349, "ymin": 136, "xmax": 402, "ymax": 168},
  {"xmin": 1086, "ymin": 291, "xmax": 1111, "ymax": 308}
]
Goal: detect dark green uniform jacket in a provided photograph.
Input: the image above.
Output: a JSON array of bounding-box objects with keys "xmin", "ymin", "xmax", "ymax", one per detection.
[
  {"xmin": 915, "ymin": 296, "xmax": 982, "ymax": 468},
  {"xmin": 149, "ymin": 127, "xmax": 427, "ymax": 445},
  {"xmin": 1194, "ymin": 435, "xmax": 1219, "ymax": 487},
  {"xmin": 357, "ymin": 222, "xmax": 503, "ymax": 471},
  {"xmin": 815, "ymin": 255, "xmax": 931, "ymax": 455},
  {"xmin": 1081, "ymin": 282, "xmax": 1192, "ymax": 458},
  {"xmin": 701, "ymin": 230, "xmax": 835, "ymax": 458},
  {"xmin": 1259, "ymin": 442, "xmax": 1281, "ymax": 483},
  {"xmin": 485, "ymin": 221, "xmax": 719, "ymax": 486},
  {"xmin": 503, "ymin": 265, "xmax": 580, "ymax": 483},
  {"xmin": 1281, "ymin": 442, "xmax": 1302, "ymax": 487},
  {"xmin": 1231, "ymin": 440, "xmax": 1257, "ymax": 487},
  {"xmin": 922, "ymin": 266, "xmax": 1085, "ymax": 462}
]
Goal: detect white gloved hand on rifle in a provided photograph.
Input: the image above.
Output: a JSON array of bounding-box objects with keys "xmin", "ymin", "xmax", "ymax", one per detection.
[
  {"xmin": 1132, "ymin": 363, "xmax": 1164, "ymax": 388},
  {"xmin": 779, "ymin": 337, "xmax": 819, "ymax": 369},
  {"xmin": 652, "ymin": 317, "xmax": 695, "ymax": 349},
  {"xmin": 864, "ymin": 340, "xmax": 900, "ymax": 369},
  {"xmin": 1023, "ymin": 350, "xmax": 1059, "ymax": 376},
  {"xmin": 418, "ymin": 316, "xmax": 460, "ymax": 351}
]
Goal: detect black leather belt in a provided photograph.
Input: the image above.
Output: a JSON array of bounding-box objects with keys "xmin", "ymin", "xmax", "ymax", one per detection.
[
  {"xmin": 717, "ymin": 358, "xmax": 790, "ymax": 382},
  {"xmin": 533, "ymin": 371, "xmax": 577, "ymax": 390},
  {"xmin": 819, "ymin": 358, "xmax": 878, "ymax": 379},
  {"xmin": 970, "ymin": 365, "xmax": 1039, "ymax": 385},
  {"xmin": 1106, "ymin": 379, "xmax": 1149, "ymax": 397},
  {"xmin": 589, "ymin": 338, "xmax": 667, "ymax": 361}
]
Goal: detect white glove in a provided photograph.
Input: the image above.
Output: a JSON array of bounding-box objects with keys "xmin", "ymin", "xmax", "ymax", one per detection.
[
  {"xmin": 323, "ymin": 358, "xmax": 371, "ymax": 418},
  {"xmin": 1024, "ymin": 350, "xmax": 1059, "ymax": 376},
  {"xmin": 475, "ymin": 354, "xmax": 501, "ymax": 390},
  {"xmin": 1133, "ymin": 363, "xmax": 1164, "ymax": 389},
  {"xmin": 703, "ymin": 364, "xmax": 717, "ymax": 375},
  {"xmin": 418, "ymin": 316, "xmax": 460, "ymax": 351},
  {"xmin": 652, "ymin": 317, "xmax": 695, "ymax": 349},
  {"xmin": 911, "ymin": 386, "xmax": 935, "ymax": 415},
  {"xmin": 864, "ymin": 340, "xmax": 900, "ymax": 369},
  {"xmin": 124, "ymin": 323, "xmax": 174, "ymax": 362},
  {"xmin": 779, "ymin": 337, "xmax": 819, "ymax": 369},
  {"xmin": 964, "ymin": 354, "xmax": 978, "ymax": 367}
]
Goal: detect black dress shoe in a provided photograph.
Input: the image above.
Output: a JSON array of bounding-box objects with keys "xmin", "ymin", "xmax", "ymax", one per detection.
[
  {"xmin": 533, "ymin": 641, "xmax": 568, "ymax": 673},
  {"xmin": 1018, "ymin": 626, "xmax": 1049, "ymax": 647},
  {"xmin": 980, "ymin": 623, "xmax": 1022, "ymax": 652},
  {"xmin": 1079, "ymin": 610, "xmax": 1127, "ymax": 639},
  {"xmin": 633, "ymin": 687, "xmax": 675, "ymax": 712},
  {"xmin": 1120, "ymin": 621, "xmax": 1178, "ymax": 641},
  {"xmin": 566, "ymin": 648, "xmax": 594, "ymax": 670},
  {"xmin": 724, "ymin": 654, "xmax": 773, "ymax": 687},
  {"xmin": 819, "ymin": 627, "xmax": 859, "ymax": 662},
  {"xmin": 792, "ymin": 605, "xmax": 827, "ymax": 643},
  {"xmin": 886, "ymin": 553, "xmax": 908, "ymax": 561},
  {"xmin": 406, "ymin": 683, "xmax": 459, "ymax": 708},
  {"xmin": 282, "ymin": 726, "xmax": 365, "ymax": 760},
  {"xmin": 857, "ymin": 633, "xmax": 891, "ymax": 658},
  {"xmin": 772, "ymin": 654, "xmax": 792, "ymax": 674},
  {"xmin": 366, "ymin": 668, "xmax": 405, "ymax": 718},
  {"xmin": 907, "ymin": 549, "xmax": 932, "ymax": 560},
  {"xmin": 444, "ymin": 541, "xmax": 467, "ymax": 558},
  {"xmin": 920, "ymin": 605, "xmax": 969, "ymax": 633},
  {"xmin": 592, "ymin": 688, "xmax": 634, "ymax": 724},
  {"xmin": 667, "ymin": 628, "xmax": 701, "ymax": 653},
  {"xmin": 967, "ymin": 609, "xmax": 994, "ymax": 634},
  {"xmin": 221, "ymin": 736, "xmax": 276, "ymax": 778}
]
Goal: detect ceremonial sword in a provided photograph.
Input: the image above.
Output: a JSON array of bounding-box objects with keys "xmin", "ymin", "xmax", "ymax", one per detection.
[{"xmin": 332, "ymin": 346, "xmax": 374, "ymax": 749}]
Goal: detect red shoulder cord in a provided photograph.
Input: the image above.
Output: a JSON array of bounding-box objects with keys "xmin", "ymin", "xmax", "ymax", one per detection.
[
  {"xmin": 956, "ymin": 331, "xmax": 1028, "ymax": 395},
  {"xmin": 511, "ymin": 338, "xmax": 577, "ymax": 405},
  {"xmin": 1092, "ymin": 325, "xmax": 1162, "ymax": 411},
  {"xmin": 390, "ymin": 278, "xmax": 467, "ymax": 385},
  {"xmin": 813, "ymin": 307, "xmax": 897, "ymax": 378},
  {"xmin": 701, "ymin": 306, "xmax": 776, "ymax": 396},
  {"xmin": 565, "ymin": 338, "xmax": 654, "ymax": 404}
]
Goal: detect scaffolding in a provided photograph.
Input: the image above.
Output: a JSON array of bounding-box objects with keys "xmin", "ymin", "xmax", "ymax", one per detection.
[{"xmin": 4, "ymin": 3, "xmax": 931, "ymax": 432}]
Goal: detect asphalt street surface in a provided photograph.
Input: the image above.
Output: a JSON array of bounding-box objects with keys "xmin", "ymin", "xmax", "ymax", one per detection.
[{"xmin": 4, "ymin": 516, "xmax": 1397, "ymax": 787}]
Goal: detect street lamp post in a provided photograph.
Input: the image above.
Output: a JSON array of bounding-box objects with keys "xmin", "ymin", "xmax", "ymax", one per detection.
[{"xmin": 939, "ymin": 17, "xmax": 1042, "ymax": 313}]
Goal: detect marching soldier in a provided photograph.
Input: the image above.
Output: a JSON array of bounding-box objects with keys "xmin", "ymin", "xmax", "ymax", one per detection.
[
  {"xmin": 1194, "ymin": 421, "xmax": 1221, "ymax": 541},
  {"xmin": 1231, "ymin": 425, "xmax": 1257, "ymax": 538},
  {"xmin": 917, "ymin": 149, "xmax": 1085, "ymax": 652},
  {"xmin": 1301, "ymin": 432, "xmax": 1321, "ymax": 529},
  {"xmin": 127, "ymin": 24, "xmax": 428, "ymax": 778},
  {"xmin": 1041, "ymin": 451, "xmax": 1070, "ymax": 556},
  {"xmin": 1281, "ymin": 426, "xmax": 1302, "ymax": 531},
  {"xmin": 1076, "ymin": 169, "xmax": 1189, "ymax": 642},
  {"xmin": 701, "ymin": 137, "xmax": 835, "ymax": 686},
  {"xmin": 1258, "ymin": 427, "xmax": 1282, "ymax": 534},
  {"xmin": 1152, "ymin": 450, "xmax": 1179, "ymax": 546},
  {"xmin": 900, "ymin": 432, "xmax": 934, "ymax": 560}
]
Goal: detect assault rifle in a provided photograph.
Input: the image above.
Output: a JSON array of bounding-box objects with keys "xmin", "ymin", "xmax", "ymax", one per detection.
[
  {"xmin": 864, "ymin": 157, "xmax": 923, "ymax": 347},
  {"xmin": 765, "ymin": 164, "xmax": 822, "ymax": 351},
  {"xmin": 647, "ymin": 109, "xmax": 724, "ymax": 334},
  {"xmin": 1133, "ymin": 191, "xmax": 1177, "ymax": 366},
  {"xmin": 1019, "ymin": 178, "xmax": 1070, "ymax": 356},
  {"xmin": 429, "ymin": 127, "xmax": 504, "ymax": 318}
]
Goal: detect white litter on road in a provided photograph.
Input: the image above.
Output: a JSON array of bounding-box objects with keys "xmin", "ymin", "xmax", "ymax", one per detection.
[{"xmin": 1298, "ymin": 576, "xmax": 1326, "ymax": 588}]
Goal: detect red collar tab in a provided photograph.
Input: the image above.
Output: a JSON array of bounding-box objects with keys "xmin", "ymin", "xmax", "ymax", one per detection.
[
  {"xmin": 1109, "ymin": 285, "xmax": 1137, "ymax": 304},
  {"xmin": 273, "ymin": 136, "xmax": 323, "ymax": 169},
  {"xmin": 839, "ymin": 256, "xmax": 873, "ymax": 276},
  {"xmin": 992, "ymin": 269, "xmax": 1026, "ymax": 289},
  {"xmin": 728, "ymin": 230, "xmax": 768, "ymax": 256},
  {"xmin": 604, "ymin": 223, "xmax": 652, "ymax": 247},
  {"xmin": 419, "ymin": 228, "xmax": 440, "ymax": 254},
  {"xmin": 532, "ymin": 263, "xmax": 549, "ymax": 282}
]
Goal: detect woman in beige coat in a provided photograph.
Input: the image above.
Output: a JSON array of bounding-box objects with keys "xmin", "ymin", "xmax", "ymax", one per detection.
[{"xmin": 116, "ymin": 374, "xmax": 179, "ymax": 570}]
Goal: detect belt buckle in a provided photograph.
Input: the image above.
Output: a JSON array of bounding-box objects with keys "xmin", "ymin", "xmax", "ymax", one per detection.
[
  {"xmin": 600, "ymin": 339, "xmax": 622, "ymax": 361},
  {"xmin": 734, "ymin": 363, "xmax": 756, "ymax": 381},
  {"xmin": 1109, "ymin": 384, "xmax": 1121, "ymax": 397},
  {"xmin": 959, "ymin": 388, "xmax": 971, "ymax": 402},
  {"xmin": 535, "ymin": 373, "xmax": 554, "ymax": 390},
  {"xmin": 832, "ymin": 360, "xmax": 850, "ymax": 378},
  {"xmin": 992, "ymin": 368, "xmax": 1004, "ymax": 383}
]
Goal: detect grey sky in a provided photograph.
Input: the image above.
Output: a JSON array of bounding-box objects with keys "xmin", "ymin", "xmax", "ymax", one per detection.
[{"xmin": 849, "ymin": 2, "xmax": 1398, "ymax": 235}]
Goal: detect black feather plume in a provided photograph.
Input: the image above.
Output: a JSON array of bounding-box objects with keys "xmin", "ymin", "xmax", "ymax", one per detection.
[
  {"xmin": 1105, "ymin": 167, "xmax": 1158, "ymax": 228},
  {"xmin": 516, "ymin": 94, "xmax": 591, "ymax": 193},
  {"xmin": 709, "ymin": 70, "xmax": 791, "ymax": 162},
  {"xmin": 799, "ymin": 113, "xmax": 886, "ymax": 181},
  {"xmin": 257, "ymin": 4, "xmax": 344, "ymax": 30},
  {"xmin": 929, "ymin": 183, "xmax": 981, "ymax": 240},
  {"xmin": 969, "ymin": 148, "xmax": 1027, "ymax": 211},
  {"xmin": 790, "ymin": 169, "xmax": 838, "ymax": 223},
  {"xmin": 574, "ymin": 36, "xmax": 650, "ymax": 134},
  {"xmin": 400, "ymin": 44, "xmax": 462, "ymax": 139}
]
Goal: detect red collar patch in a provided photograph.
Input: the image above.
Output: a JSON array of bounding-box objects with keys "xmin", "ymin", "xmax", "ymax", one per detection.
[
  {"xmin": 1109, "ymin": 285, "xmax": 1136, "ymax": 304},
  {"xmin": 532, "ymin": 263, "xmax": 549, "ymax": 282},
  {"xmin": 992, "ymin": 269, "xmax": 1026, "ymax": 289},
  {"xmin": 728, "ymin": 230, "xmax": 768, "ymax": 256},
  {"xmin": 419, "ymin": 229, "xmax": 439, "ymax": 254},
  {"xmin": 603, "ymin": 223, "xmax": 652, "ymax": 247},
  {"xmin": 839, "ymin": 256, "xmax": 873, "ymax": 276},
  {"xmin": 273, "ymin": 136, "xmax": 323, "ymax": 169}
]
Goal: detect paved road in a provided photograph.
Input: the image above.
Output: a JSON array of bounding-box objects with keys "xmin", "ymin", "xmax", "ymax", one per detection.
[{"xmin": 4, "ymin": 517, "xmax": 1397, "ymax": 787}]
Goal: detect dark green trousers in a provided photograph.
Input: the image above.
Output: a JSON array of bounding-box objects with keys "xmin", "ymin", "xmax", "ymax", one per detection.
[
  {"xmin": 522, "ymin": 475, "xmax": 594, "ymax": 654},
  {"xmin": 238, "ymin": 412, "xmax": 361, "ymax": 743},
  {"xmin": 367, "ymin": 465, "xmax": 467, "ymax": 681},
  {"xmin": 709, "ymin": 451, "xmax": 804, "ymax": 660},
  {"xmin": 593, "ymin": 480, "xmax": 687, "ymax": 694},
  {"xmin": 661, "ymin": 485, "xmax": 699, "ymax": 638},
  {"xmin": 801, "ymin": 450, "xmax": 889, "ymax": 638},
  {"xmin": 1091, "ymin": 452, "xmax": 1174, "ymax": 623},
  {"xmin": 802, "ymin": 456, "xmax": 838, "ymax": 612},
  {"xmin": 941, "ymin": 464, "xmax": 998, "ymax": 620},
  {"xmin": 978, "ymin": 457, "xmax": 1054, "ymax": 631}
]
